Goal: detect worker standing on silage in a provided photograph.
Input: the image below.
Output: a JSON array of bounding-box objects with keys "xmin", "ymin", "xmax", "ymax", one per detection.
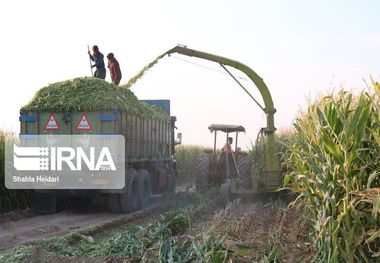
[
  {"xmin": 88, "ymin": 45, "xmax": 106, "ymax": 79},
  {"xmin": 107, "ymin": 53, "xmax": 122, "ymax": 85}
]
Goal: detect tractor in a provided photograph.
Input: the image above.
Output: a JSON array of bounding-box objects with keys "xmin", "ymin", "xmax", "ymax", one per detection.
[{"xmin": 195, "ymin": 124, "xmax": 250, "ymax": 192}]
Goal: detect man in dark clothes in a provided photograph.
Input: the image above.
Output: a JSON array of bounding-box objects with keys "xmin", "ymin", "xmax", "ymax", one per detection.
[
  {"xmin": 88, "ymin": 45, "xmax": 106, "ymax": 79},
  {"xmin": 107, "ymin": 53, "xmax": 122, "ymax": 85}
]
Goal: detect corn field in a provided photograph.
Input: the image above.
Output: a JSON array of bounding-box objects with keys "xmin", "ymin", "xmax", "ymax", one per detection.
[
  {"xmin": 0, "ymin": 132, "xmax": 33, "ymax": 212},
  {"xmin": 174, "ymin": 145, "xmax": 206, "ymax": 186},
  {"xmin": 283, "ymin": 86, "xmax": 380, "ymax": 262}
]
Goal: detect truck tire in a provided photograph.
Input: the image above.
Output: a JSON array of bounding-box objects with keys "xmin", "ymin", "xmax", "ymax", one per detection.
[
  {"xmin": 108, "ymin": 194, "xmax": 120, "ymax": 213},
  {"xmin": 32, "ymin": 192, "xmax": 57, "ymax": 214},
  {"xmin": 137, "ymin": 169, "xmax": 152, "ymax": 209},
  {"xmin": 121, "ymin": 168, "xmax": 140, "ymax": 213},
  {"xmin": 167, "ymin": 161, "xmax": 177, "ymax": 195},
  {"xmin": 167, "ymin": 174, "xmax": 176, "ymax": 196},
  {"xmin": 196, "ymin": 153, "xmax": 209, "ymax": 192}
]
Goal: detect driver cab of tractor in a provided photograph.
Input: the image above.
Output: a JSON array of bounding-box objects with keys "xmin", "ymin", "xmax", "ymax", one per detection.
[
  {"xmin": 196, "ymin": 124, "xmax": 250, "ymax": 191},
  {"xmin": 208, "ymin": 124, "xmax": 246, "ymax": 178}
]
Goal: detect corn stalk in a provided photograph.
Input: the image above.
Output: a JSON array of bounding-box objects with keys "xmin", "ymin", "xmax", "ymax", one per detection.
[
  {"xmin": 283, "ymin": 90, "xmax": 380, "ymax": 262},
  {"xmin": 0, "ymin": 132, "xmax": 33, "ymax": 212}
]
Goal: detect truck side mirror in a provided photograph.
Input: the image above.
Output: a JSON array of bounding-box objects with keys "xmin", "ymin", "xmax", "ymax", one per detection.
[{"xmin": 176, "ymin": 132, "xmax": 182, "ymax": 145}]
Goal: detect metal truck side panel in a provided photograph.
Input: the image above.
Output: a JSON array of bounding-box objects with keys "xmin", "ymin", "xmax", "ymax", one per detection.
[{"xmin": 20, "ymin": 110, "xmax": 173, "ymax": 162}]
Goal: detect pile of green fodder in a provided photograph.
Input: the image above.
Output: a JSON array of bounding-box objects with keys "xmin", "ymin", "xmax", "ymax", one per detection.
[
  {"xmin": 0, "ymin": 132, "xmax": 33, "ymax": 212},
  {"xmin": 21, "ymin": 77, "xmax": 169, "ymax": 120},
  {"xmin": 283, "ymin": 87, "xmax": 380, "ymax": 262}
]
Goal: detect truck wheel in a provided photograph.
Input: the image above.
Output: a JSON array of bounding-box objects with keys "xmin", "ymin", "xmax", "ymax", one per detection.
[
  {"xmin": 167, "ymin": 174, "xmax": 176, "ymax": 195},
  {"xmin": 137, "ymin": 169, "xmax": 152, "ymax": 209},
  {"xmin": 196, "ymin": 153, "xmax": 209, "ymax": 192},
  {"xmin": 32, "ymin": 192, "xmax": 57, "ymax": 214},
  {"xmin": 108, "ymin": 194, "xmax": 120, "ymax": 213},
  {"xmin": 120, "ymin": 169, "xmax": 140, "ymax": 213}
]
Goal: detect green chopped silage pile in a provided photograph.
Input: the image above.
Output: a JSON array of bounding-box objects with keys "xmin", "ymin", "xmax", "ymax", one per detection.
[{"xmin": 21, "ymin": 77, "xmax": 169, "ymax": 120}]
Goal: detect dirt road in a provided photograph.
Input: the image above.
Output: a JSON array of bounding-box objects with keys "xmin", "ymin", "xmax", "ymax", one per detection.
[
  {"xmin": 0, "ymin": 205, "xmax": 168, "ymax": 252},
  {"xmin": 0, "ymin": 188, "xmax": 183, "ymax": 253},
  {"xmin": 1, "ymin": 192, "xmax": 315, "ymax": 262}
]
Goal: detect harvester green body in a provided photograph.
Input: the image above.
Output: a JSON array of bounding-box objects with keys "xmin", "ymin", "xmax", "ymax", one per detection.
[{"xmin": 166, "ymin": 45, "xmax": 282, "ymax": 194}]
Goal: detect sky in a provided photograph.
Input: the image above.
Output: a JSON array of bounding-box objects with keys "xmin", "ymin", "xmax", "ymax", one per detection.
[{"xmin": 0, "ymin": 0, "xmax": 379, "ymax": 149}]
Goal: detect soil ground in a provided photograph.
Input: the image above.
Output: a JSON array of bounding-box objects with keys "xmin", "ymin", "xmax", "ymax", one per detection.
[
  {"xmin": 0, "ymin": 193, "xmax": 315, "ymax": 262},
  {"xmin": 188, "ymin": 199, "xmax": 315, "ymax": 262},
  {"xmin": 0, "ymin": 193, "xmax": 171, "ymax": 253}
]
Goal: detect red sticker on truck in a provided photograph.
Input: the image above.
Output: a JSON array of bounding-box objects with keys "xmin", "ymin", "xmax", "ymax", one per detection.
[
  {"xmin": 43, "ymin": 113, "xmax": 61, "ymax": 131},
  {"xmin": 75, "ymin": 112, "xmax": 92, "ymax": 131}
]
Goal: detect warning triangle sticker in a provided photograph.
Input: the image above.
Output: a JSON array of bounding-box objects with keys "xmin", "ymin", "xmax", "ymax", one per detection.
[
  {"xmin": 75, "ymin": 112, "xmax": 93, "ymax": 131},
  {"xmin": 43, "ymin": 113, "xmax": 60, "ymax": 131}
]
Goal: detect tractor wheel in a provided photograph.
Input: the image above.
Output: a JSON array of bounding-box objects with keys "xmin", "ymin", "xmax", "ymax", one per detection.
[
  {"xmin": 196, "ymin": 153, "xmax": 210, "ymax": 192},
  {"xmin": 137, "ymin": 169, "xmax": 152, "ymax": 209},
  {"xmin": 123, "ymin": 168, "xmax": 140, "ymax": 212},
  {"xmin": 237, "ymin": 155, "xmax": 251, "ymax": 189},
  {"xmin": 237, "ymin": 155, "xmax": 250, "ymax": 179}
]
